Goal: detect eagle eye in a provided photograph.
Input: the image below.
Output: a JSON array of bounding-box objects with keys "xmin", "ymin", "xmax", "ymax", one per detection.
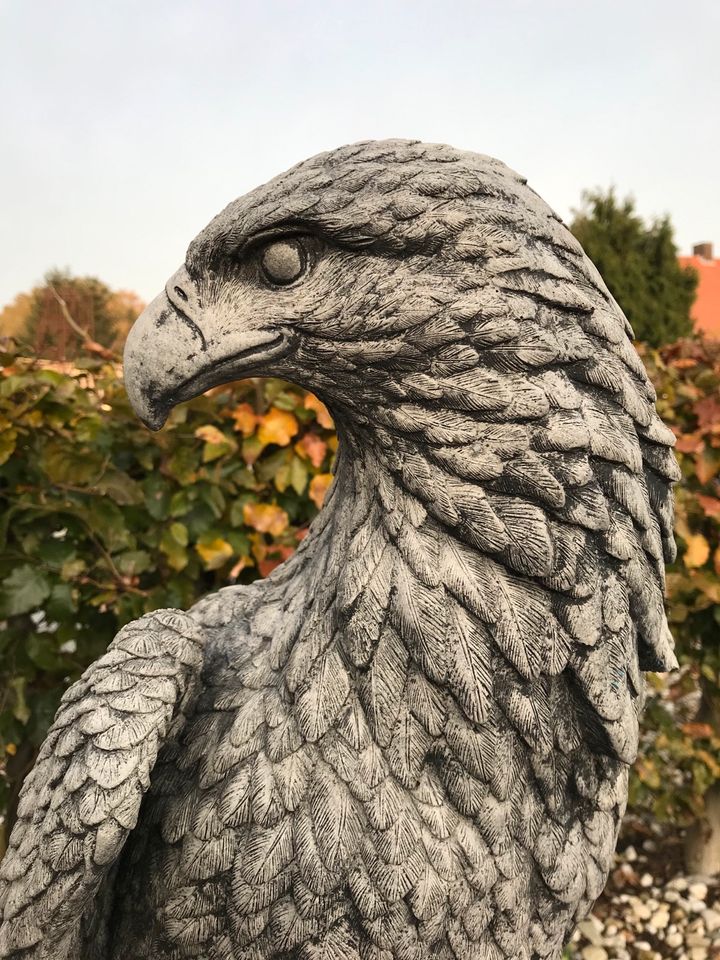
[{"xmin": 259, "ymin": 238, "xmax": 306, "ymax": 286}]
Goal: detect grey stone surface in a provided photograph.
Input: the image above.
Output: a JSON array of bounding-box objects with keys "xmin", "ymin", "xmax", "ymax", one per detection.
[{"xmin": 0, "ymin": 140, "xmax": 681, "ymax": 959}]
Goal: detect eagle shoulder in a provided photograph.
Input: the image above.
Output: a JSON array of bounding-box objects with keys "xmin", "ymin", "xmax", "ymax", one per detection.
[{"xmin": 0, "ymin": 609, "xmax": 205, "ymax": 959}]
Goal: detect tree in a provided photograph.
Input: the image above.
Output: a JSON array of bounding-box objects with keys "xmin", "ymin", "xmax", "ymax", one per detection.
[
  {"xmin": 0, "ymin": 293, "xmax": 32, "ymax": 340},
  {"xmin": 570, "ymin": 189, "xmax": 698, "ymax": 348},
  {"xmin": 9, "ymin": 271, "xmax": 143, "ymax": 360},
  {"xmin": 105, "ymin": 289, "xmax": 146, "ymax": 349}
]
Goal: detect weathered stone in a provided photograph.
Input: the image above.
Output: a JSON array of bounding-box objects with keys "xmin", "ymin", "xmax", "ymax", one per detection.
[{"xmin": 0, "ymin": 140, "xmax": 682, "ymax": 959}]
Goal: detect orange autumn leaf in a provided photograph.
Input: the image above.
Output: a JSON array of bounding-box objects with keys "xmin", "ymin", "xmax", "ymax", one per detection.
[
  {"xmin": 194, "ymin": 424, "xmax": 226, "ymax": 445},
  {"xmin": 680, "ymin": 722, "xmax": 715, "ymax": 739},
  {"xmin": 674, "ymin": 432, "xmax": 703, "ymax": 455},
  {"xmin": 714, "ymin": 545, "xmax": 720, "ymax": 577},
  {"xmin": 230, "ymin": 402, "xmax": 258, "ymax": 437},
  {"xmin": 696, "ymin": 449, "xmax": 720, "ymax": 485},
  {"xmin": 295, "ymin": 432, "xmax": 327, "ymax": 468},
  {"xmin": 684, "ymin": 533, "xmax": 710, "ymax": 569},
  {"xmin": 304, "ymin": 393, "xmax": 334, "ymax": 429},
  {"xmin": 257, "ymin": 408, "xmax": 299, "ymax": 447},
  {"xmin": 694, "ymin": 395, "xmax": 720, "ymax": 431},
  {"xmin": 243, "ymin": 501, "xmax": 289, "ymax": 536},
  {"xmin": 698, "ymin": 494, "xmax": 720, "ymax": 518},
  {"xmin": 309, "ymin": 473, "xmax": 333, "ymax": 509},
  {"xmin": 257, "ymin": 545, "xmax": 295, "ymax": 577}
]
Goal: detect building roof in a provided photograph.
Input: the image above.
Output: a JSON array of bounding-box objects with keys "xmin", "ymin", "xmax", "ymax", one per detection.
[{"xmin": 679, "ymin": 243, "xmax": 720, "ymax": 338}]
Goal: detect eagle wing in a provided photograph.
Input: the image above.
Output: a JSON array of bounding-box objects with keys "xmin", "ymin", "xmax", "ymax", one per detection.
[{"xmin": 0, "ymin": 609, "xmax": 205, "ymax": 959}]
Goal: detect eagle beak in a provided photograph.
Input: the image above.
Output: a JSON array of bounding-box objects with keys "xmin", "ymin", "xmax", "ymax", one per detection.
[{"xmin": 123, "ymin": 266, "xmax": 288, "ymax": 430}]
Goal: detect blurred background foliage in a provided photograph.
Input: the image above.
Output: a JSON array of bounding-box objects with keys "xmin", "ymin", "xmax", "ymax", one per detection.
[
  {"xmin": 1, "ymin": 337, "xmax": 719, "ymax": 860},
  {"xmin": 570, "ymin": 190, "xmax": 698, "ymax": 348},
  {"xmin": 0, "ymin": 194, "xmax": 718, "ymax": 867},
  {"xmin": 0, "ymin": 348, "xmax": 336, "ymax": 849}
]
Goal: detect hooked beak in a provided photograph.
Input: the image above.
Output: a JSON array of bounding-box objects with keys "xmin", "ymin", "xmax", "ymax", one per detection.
[{"xmin": 123, "ymin": 266, "xmax": 289, "ymax": 429}]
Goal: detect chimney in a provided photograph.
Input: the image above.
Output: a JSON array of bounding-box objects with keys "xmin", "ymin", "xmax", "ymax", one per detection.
[{"xmin": 693, "ymin": 242, "xmax": 714, "ymax": 260}]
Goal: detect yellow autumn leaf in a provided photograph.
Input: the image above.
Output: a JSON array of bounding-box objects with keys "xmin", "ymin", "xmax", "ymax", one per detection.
[
  {"xmin": 194, "ymin": 424, "xmax": 226, "ymax": 445},
  {"xmin": 195, "ymin": 537, "xmax": 233, "ymax": 570},
  {"xmin": 684, "ymin": 533, "xmax": 710, "ymax": 569},
  {"xmin": 243, "ymin": 502, "xmax": 289, "ymax": 536},
  {"xmin": 309, "ymin": 473, "xmax": 333, "ymax": 510},
  {"xmin": 257, "ymin": 408, "xmax": 299, "ymax": 447},
  {"xmin": 304, "ymin": 393, "xmax": 334, "ymax": 429}
]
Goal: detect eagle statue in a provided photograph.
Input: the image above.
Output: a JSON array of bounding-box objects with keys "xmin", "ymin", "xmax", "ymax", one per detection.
[{"xmin": 0, "ymin": 140, "xmax": 680, "ymax": 960}]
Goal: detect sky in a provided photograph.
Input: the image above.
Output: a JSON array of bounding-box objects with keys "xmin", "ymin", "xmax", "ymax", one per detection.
[{"xmin": 1, "ymin": 0, "xmax": 718, "ymax": 311}]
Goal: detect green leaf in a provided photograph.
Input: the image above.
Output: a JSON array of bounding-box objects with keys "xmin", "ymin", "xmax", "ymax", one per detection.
[
  {"xmin": 116, "ymin": 550, "xmax": 151, "ymax": 576},
  {"xmin": 26, "ymin": 633, "xmax": 65, "ymax": 672},
  {"xmin": 0, "ymin": 565, "xmax": 51, "ymax": 616},
  {"xmin": 46, "ymin": 582, "xmax": 76, "ymax": 618},
  {"xmin": 0, "ymin": 428, "xmax": 17, "ymax": 466},
  {"xmin": 160, "ymin": 529, "xmax": 188, "ymax": 572},
  {"xmin": 10, "ymin": 677, "xmax": 30, "ymax": 725},
  {"xmin": 83, "ymin": 499, "xmax": 132, "ymax": 552},
  {"xmin": 40, "ymin": 441, "xmax": 105, "ymax": 485},
  {"xmin": 169, "ymin": 489, "xmax": 191, "ymax": 517},
  {"xmin": 166, "ymin": 446, "xmax": 199, "ymax": 485},
  {"xmin": 290, "ymin": 456, "xmax": 309, "ymax": 495},
  {"xmin": 201, "ymin": 484, "xmax": 226, "ymax": 519},
  {"xmin": 61, "ymin": 557, "xmax": 86, "ymax": 581},
  {"xmin": 93, "ymin": 470, "xmax": 143, "ymax": 505},
  {"xmin": 169, "ymin": 522, "xmax": 189, "ymax": 547}
]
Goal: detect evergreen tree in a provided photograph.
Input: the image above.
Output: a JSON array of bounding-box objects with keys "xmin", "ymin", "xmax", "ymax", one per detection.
[{"xmin": 570, "ymin": 189, "xmax": 698, "ymax": 347}]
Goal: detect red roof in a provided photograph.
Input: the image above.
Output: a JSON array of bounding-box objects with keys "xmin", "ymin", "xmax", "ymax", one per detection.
[{"xmin": 678, "ymin": 254, "xmax": 720, "ymax": 338}]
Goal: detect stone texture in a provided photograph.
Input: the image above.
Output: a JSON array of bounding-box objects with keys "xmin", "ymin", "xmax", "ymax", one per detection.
[{"xmin": 0, "ymin": 140, "xmax": 680, "ymax": 959}]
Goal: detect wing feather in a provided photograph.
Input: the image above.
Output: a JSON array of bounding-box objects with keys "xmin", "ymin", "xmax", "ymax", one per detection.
[{"xmin": 0, "ymin": 610, "xmax": 205, "ymax": 960}]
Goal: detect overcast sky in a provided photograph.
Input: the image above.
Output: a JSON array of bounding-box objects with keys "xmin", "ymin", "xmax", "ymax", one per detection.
[{"xmin": 1, "ymin": 0, "xmax": 718, "ymax": 310}]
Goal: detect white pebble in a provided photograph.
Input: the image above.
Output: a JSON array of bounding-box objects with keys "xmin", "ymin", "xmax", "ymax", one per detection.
[
  {"xmin": 641, "ymin": 873, "xmax": 654, "ymax": 888},
  {"xmin": 633, "ymin": 901, "xmax": 652, "ymax": 921},
  {"xmin": 577, "ymin": 919, "xmax": 603, "ymax": 946},
  {"xmin": 625, "ymin": 845, "xmax": 638, "ymax": 861},
  {"xmin": 689, "ymin": 882, "xmax": 708, "ymax": 902},
  {"xmin": 702, "ymin": 907, "xmax": 720, "ymax": 932},
  {"xmin": 581, "ymin": 947, "xmax": 608, "ymax": 960},
  {"xmin": 666, "ymin": 930, "xmax": 683, "ymax": 948}
]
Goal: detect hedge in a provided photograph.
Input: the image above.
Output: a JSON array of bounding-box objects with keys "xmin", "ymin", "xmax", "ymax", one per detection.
[{"xmin": 0, "ymin": 337, "xmax": 718, "ymax": 851}]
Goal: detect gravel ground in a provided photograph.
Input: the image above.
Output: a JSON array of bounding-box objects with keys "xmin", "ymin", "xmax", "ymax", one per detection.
[{"xmin": 566, "ymin": 836, "xmax": 720, "ymax": 960}]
